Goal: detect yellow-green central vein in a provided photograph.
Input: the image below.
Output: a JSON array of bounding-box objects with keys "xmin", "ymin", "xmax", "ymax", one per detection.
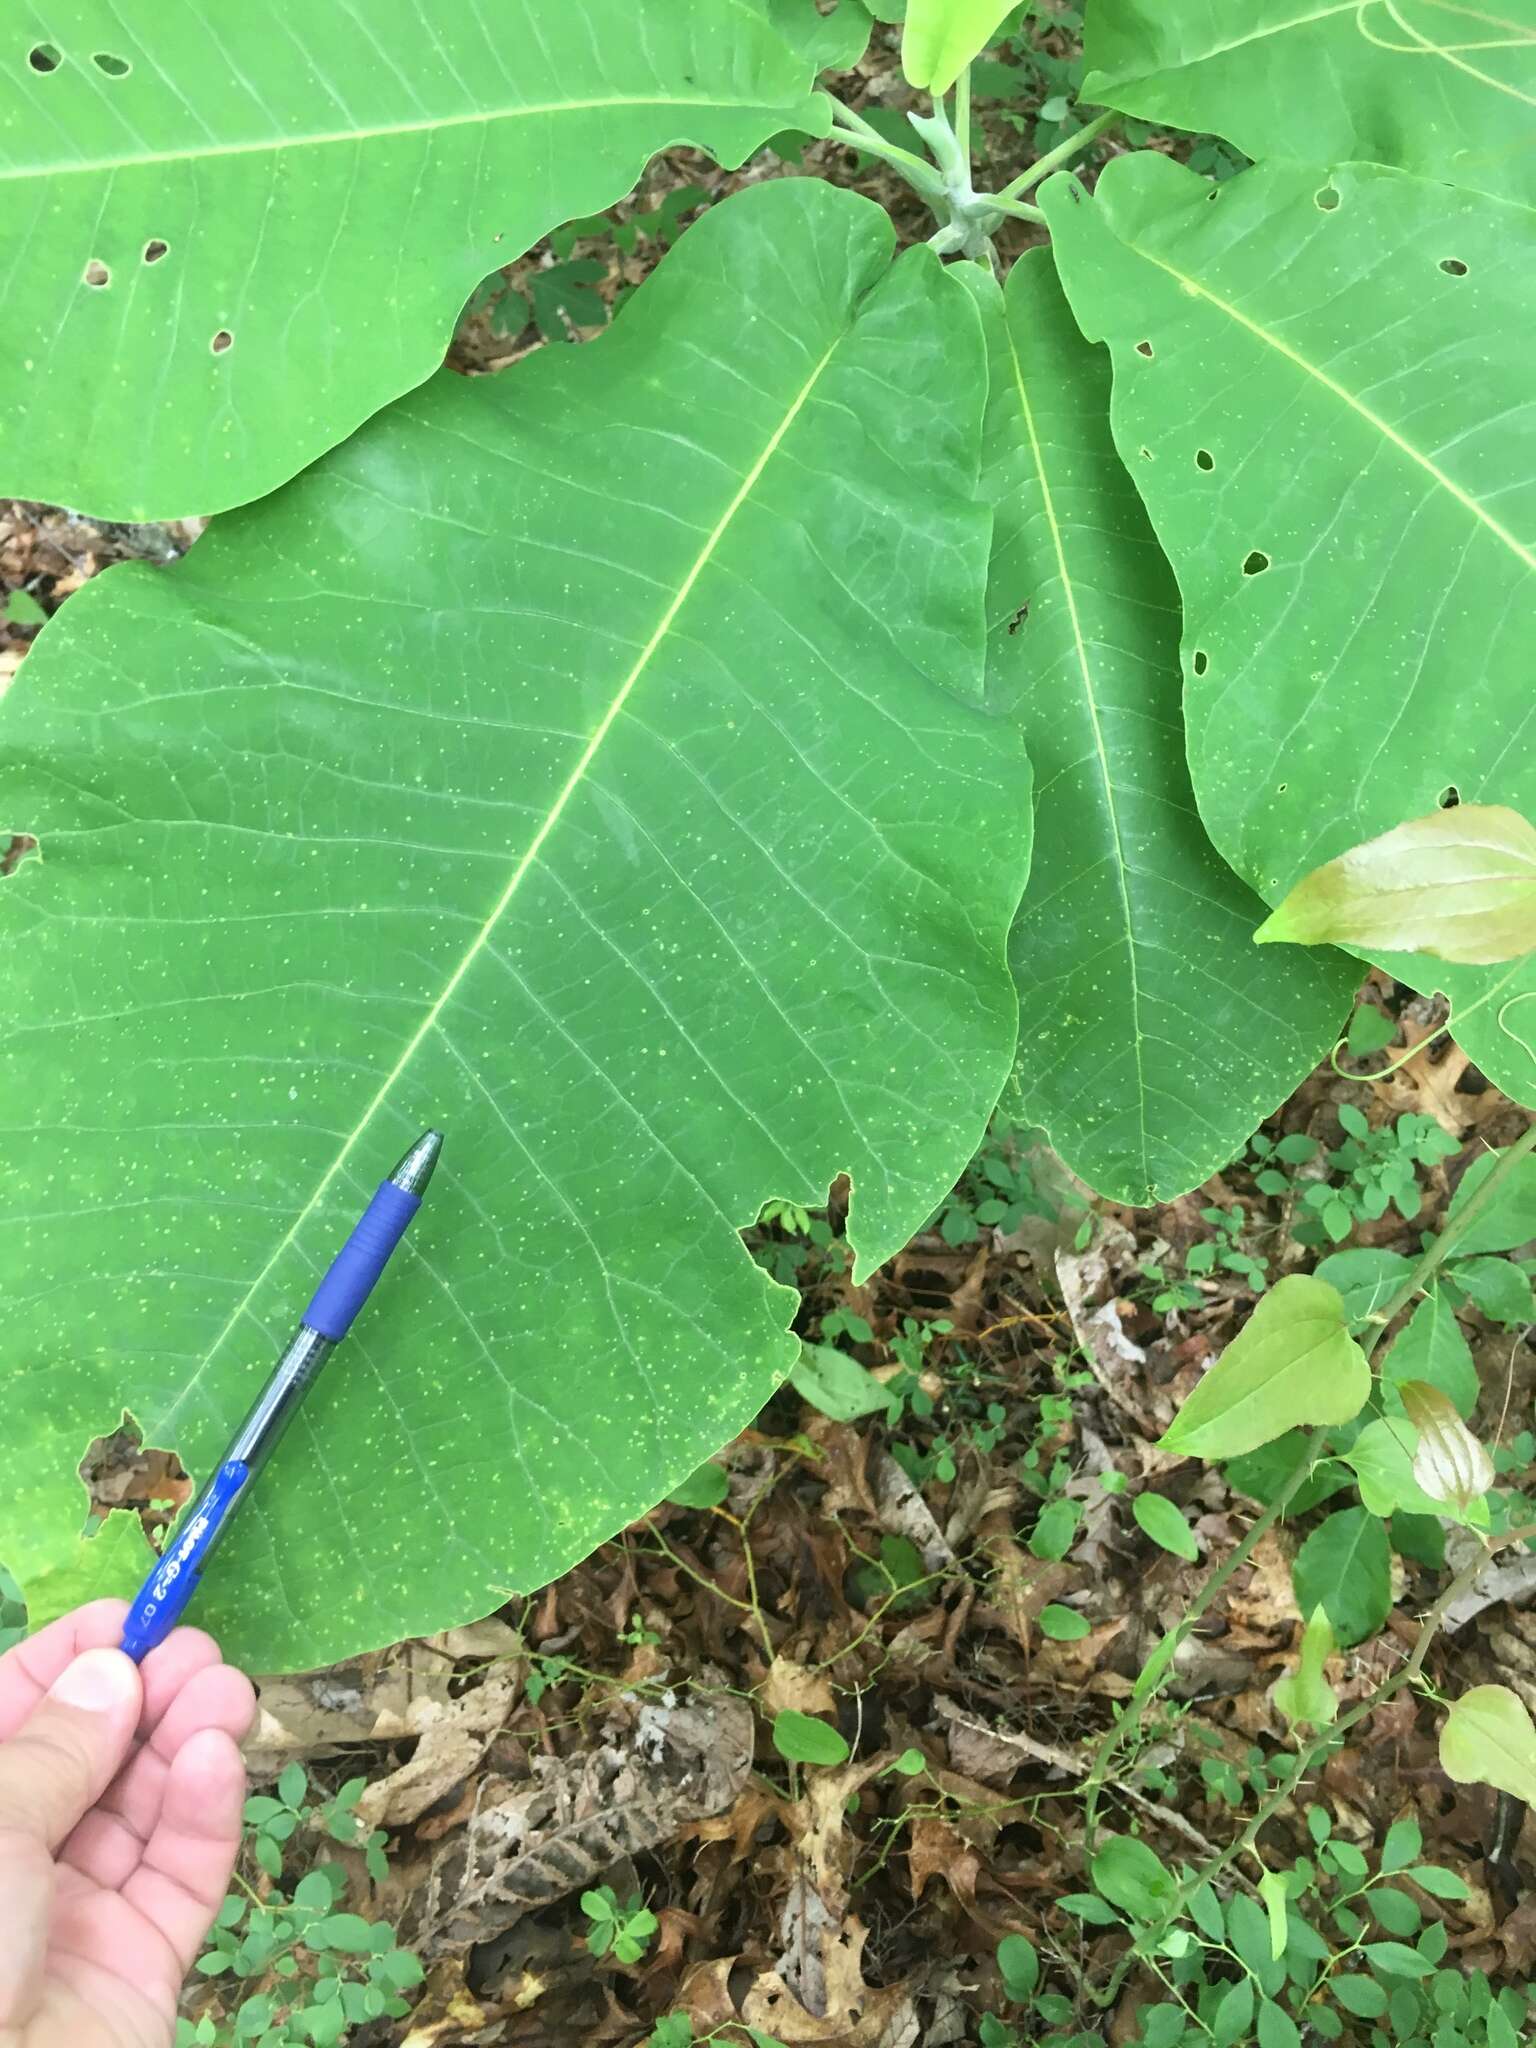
[
  {"xmin": 1126, "ymin": 236, "xmax": 1536, "ymax": 576},
  {"xmin": 167, "ymin": 333, "xmax": 842, "ymax": 1418},
  {"xmin": 1002, "ymin": 319, "xmax": 1153, "ymax": 1190}
]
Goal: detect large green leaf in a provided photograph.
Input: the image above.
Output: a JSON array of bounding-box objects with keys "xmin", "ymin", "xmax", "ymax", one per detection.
[
  {"xmin": 903, "ymin": 0, "xmax": 1017, "ymax": 91},
  {"xmin": 1083, "ymin": 0, "xmax": 1536, "ymax": 207},
  {"xmin": 0, "ymin": 0, "xmax": 829, "ymax": 521},
  {"xmin": 0, "ymin": 178, "xmax": 1029, "ymax": 1670},
  {"xmin": 1041, "ymin": 154, "xmax": 1536, "ymax": 1112},
  {"xmin": 966, "ymin": 251, "xmax": 1352, "ymax": 1203},
  {"xmin": 1291, "ymin": 1505, "xmax": 1392, "ymax": 1648}
]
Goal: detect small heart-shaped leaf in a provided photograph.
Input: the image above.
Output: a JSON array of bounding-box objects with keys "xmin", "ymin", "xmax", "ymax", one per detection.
[
  {"xmin": 1440, "ymin": 1684, "xmax": 1536, "ymax": 1803},
  {"xmin": 1159, "ymin": 1276, "xmax": 1369, "ymax": 1460}
]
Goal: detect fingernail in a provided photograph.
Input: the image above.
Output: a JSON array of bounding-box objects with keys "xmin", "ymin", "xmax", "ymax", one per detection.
[{"xmin": 48, "ymin": 1647, "xmax": 139, "ymax": 1713}]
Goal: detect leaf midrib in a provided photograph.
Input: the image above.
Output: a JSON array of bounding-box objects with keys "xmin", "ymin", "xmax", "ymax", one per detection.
[
  {"xmin": 0, "ymin": 90, "xmax": 807, "ymax": 183},
  {"xmin": 162, "ymin": 330, "xmax": 844, "ymax": 1425},
  {"xmin": 1119, "ymin": 221, "xmax": 1536, "ymax": 578},
  {"xmin": 1000, "ymin": 314, "xmax": 1153, "ymax": 1194}
]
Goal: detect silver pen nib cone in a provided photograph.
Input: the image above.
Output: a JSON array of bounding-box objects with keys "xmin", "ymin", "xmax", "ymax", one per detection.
[{"xmin": 389, "ymin": 1128, "xmax": 443, "ymax": 1196}]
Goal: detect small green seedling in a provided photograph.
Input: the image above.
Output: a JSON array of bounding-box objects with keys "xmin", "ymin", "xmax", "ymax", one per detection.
[{"xmin": 581, "ymin": 1885, "xmax": 659, "ymax": 1965}]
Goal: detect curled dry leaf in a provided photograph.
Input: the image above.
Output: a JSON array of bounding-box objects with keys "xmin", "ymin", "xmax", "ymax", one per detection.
[
  {"xmin": 1402, "ymin": 1380, "xmax": 1495, "ymax": 1514},
  {"xmin": 1255, "ymin": 804, "xmax": 1536, "ymax": 966},
  {"xmin": 354, "ymin": 1667, "xmax": 517, "ymax": 1830}
]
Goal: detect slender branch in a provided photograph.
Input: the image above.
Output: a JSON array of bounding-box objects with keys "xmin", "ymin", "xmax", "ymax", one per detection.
[
  {"xmin": 1091, "ymin": 1548, "xmax": 1487, "ymax": 2009},
  {"xmin": 1081, "ymin": 1423, "xmax": 1328, "ymax": 1849},
  {"xmin": 994, "ymin": 108, "xmax": 1117, "ymax": 206},
  {"xmin": 826, "ymin": 97, "xmax": 945, "ymax": 194},
  {"xmin": 953, "ymin": 67, "xmax": 972, "ymax": 167},
  {"xmin": 989, "ymin": 196, "xmax": 1048, "ymax": 227}
]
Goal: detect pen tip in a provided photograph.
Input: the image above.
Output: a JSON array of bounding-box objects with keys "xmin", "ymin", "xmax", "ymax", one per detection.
[{"xmin": 389, "ymin": 1128, "xmax": 443, "ymax": 1196}]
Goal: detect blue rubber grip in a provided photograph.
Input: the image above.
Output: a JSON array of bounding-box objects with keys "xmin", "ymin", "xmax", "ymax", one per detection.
[
  {"xmin": 302, "ymin": 1179, "xmax": 420, "ymax": 1340},
  {"xmin": 120, "ymin": 1459, "xmax": 251, "ymax": 1662}
]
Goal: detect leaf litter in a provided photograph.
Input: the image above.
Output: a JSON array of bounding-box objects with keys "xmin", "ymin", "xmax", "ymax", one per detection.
[{"xmin": 151, "ymin": 1002, "xmax": 1525, "ymax": 2043}]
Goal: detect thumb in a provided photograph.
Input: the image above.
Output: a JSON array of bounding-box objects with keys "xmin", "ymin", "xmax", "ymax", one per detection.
[{"xmin": 0, "ymin": 1646, "xmax": 143, "ymax": 1850}]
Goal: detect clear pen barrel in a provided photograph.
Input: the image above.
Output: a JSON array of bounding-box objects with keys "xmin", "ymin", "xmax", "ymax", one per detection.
[{"xmin": 225, "ymin": 1324, "xmax": 335, "ymax": 1479}]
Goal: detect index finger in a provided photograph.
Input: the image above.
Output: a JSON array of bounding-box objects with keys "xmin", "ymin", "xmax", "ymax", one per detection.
[{"xmin": 0, "ymin": 1604, "xmax": 234, "ymax": 1741}]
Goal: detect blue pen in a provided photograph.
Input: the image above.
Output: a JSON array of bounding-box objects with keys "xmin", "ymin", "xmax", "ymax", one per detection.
[{"xmin": 120, "ymin": 1129, "xmax": 442, "ymax": 1662}]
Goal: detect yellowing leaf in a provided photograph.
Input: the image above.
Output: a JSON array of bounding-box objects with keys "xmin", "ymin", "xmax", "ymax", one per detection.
[
  {"xmin": 1254, "ymin": 806, "xmax": 1536, "ymax": 967},
  {"xmin": 902, "ymin": 0, "xmax": 1018, "ymax": 92},
  {"xmin": 1158, "ymin": 1276, "xmax": 1369, "ymax": 1461},
  {"xmin": 1401, "ymin": 1381, "xmax": 1495, "ymax": 1514},
  {"xmin": 1440, "ymin": 1685, "xmax": 1536, "ymax": 1805},
  {"xmin": 1272, "ymin": 1606, "xmax": 1338, "ymax": 1731}
]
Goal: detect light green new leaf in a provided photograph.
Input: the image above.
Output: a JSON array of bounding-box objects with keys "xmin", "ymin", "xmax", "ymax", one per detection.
[
  {"xmin": 1440, "ymin": 1684, "xmax": 1536, "ymax": 1804},
  {"xmin": 0, "ymin": 0, "xmax": 829, "ymax": 521},
  {"xmin": 1091, "ymin": 1834, "xmax": 1178, "ymax": 1923},
  {"xmin": 1273, "ymin": 1606, "xmax": 1338, "ymax": 1731},
  {"xmin": 1292, "ymin": 1505, "xmax": 1392, "ymax": 1648},
  {"xmin": 964, "ymin": 252, "xmax": 1352, "ymax": 1204},
  {"xmin": 1041, "ymin": 156, "xmax": 1536, "ymax": 1114},
  {"xmin": 1132, "ymin": 1489, "xmax": 1199, "ymax": 1561},
  {"xmin": 1255, "ymin": 806, "xmax": 1536, "ymax": 965},
  {"xmin": 1082, "ymin": 0, "xmax": 1536, "ymax": 207},
  {"xmin": 1341, "ymin": 1420, "xmax": 1437, "ymax": 1519},
  {"xmin": 772, "ymin": 1709, "xmax": 850, "ymax": 1767},
  {"xmin": 1447, "ymin": 1145, "xmax": 1536, "ymax": 1252},
  {"xmin": 1380, "ymin": 1287, "xmax": 1479, "ymax": 1417},
  {"xmin": 0, "ymin": 179, "xmax": 1030, "ymax": 1671},
  {"xmin": 902, "ymin": 0, "xmax": 1018, "ymax": 91},
  {"xmin": 1158, "ymin": 1275, "xmax": 1369, "ymax": 1460},
  {"xmin": 1338, "ymin": 1416, "xmax": 1485, "ymax": 1523},
  {"xmin": 790, "ymin": 1344, "xmax": 898, "ymax": 1424},
  {"xmin": 1257, "ymin": 1872, "xmax": 1289, "ymax": 1963}
]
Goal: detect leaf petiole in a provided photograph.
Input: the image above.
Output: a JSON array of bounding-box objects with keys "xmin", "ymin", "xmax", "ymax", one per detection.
[{"xmin": 994, "ymin": 108, "xmax": 1118, "ymax": 207}]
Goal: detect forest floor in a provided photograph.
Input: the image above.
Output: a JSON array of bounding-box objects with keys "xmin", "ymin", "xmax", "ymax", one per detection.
[{"xmin": 5, "ymin": 12, "xmax": 1535, "ymax": 2047}]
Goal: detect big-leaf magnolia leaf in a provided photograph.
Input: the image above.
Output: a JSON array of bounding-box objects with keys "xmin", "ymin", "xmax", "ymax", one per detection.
[
  {"xmin": 0, "ymin": 178, "xmax": 1031, "ymax": 1670},
  {"xmin": 1255, "ymin": 805, "xmax": 1536, "ymax": 965},
  {"xmin": 902, "ymin": 0, "xmax": 1017, "ymax": 92},
  {"xmin": 1441, "ymin": 1684, "xmax": 1536, "ymax": 1804},
  {"xmin": 1291, "ymin": 1505, "xmax": 1392, "ymax": 1649},
  {"xmin": 1083, "ymin": 0, "xmax": 1536, "ymax": 207},
  {"xmin": 965, "ymin": 251, "xmax": 1352, "ymax": 1204},
  {"xmin": 0, "ymin": 0, "xmax": 831, "ymax": 522},
  {"xmin": 1042, "ymin": 156, "xmax": 1536, "ymax": 1114},
  {"xmin": 1159, "ymin": 1275, "xmax": 1369, "ymax": 1460}
]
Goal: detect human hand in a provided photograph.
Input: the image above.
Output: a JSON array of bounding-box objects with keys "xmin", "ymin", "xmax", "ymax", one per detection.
[{"xmin": 0, "ymin": 1598, "xmax": 256, "ymax": 2048}]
